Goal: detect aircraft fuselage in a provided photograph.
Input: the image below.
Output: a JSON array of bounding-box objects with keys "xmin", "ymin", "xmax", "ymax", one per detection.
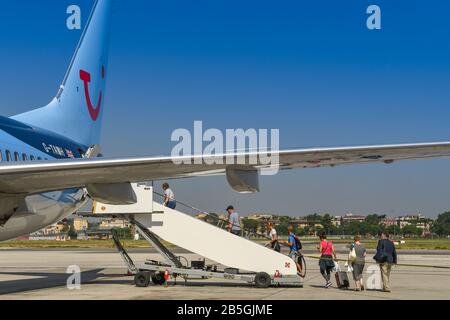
[{"xmin": 0, "ymin": 116, "xmax": 89, "ymax": 241}]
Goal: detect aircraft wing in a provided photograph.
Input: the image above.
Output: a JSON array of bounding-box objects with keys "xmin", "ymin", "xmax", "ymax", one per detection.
[{"xmin": 1, "ymin": 142, "xmax": 450, "ymax": 194}]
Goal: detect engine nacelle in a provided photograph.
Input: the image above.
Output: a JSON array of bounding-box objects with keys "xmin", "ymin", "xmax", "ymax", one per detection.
[
  {"xmin": 226, "ymin": 165, "xmax": 260, "ymax": 194},
  {"xmin": 86, "ymin": 182, "xmax": 137, "ymax": 205},
  {"xmin": 0, "ymin": 193, "xmax": 24, "ymax": 226}
]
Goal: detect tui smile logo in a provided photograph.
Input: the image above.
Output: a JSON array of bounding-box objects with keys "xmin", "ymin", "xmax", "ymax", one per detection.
[{"xmin": 79, "ymin": 66, "xmax": 105, "ymax": 121}]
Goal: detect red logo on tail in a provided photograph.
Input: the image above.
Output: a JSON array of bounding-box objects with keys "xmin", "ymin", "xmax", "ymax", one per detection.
[{"xmin": 80, "ymin": 66, "xmax": 105, "ymax": 121}]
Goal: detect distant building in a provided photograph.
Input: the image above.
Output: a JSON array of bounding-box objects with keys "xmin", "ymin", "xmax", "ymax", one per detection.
[
  {"xmin": 288, "ymin": 218, "xmax": 323, "ymax": 229},
  {"xmin": 56, "ymin": 222, "xmax": 67, "ymax": 233},
  {"xmin": 381, "ymin": 218, "xmax": 397, "ymax": 227},
  {"xmin": 398, "ymin": 220, "xmax": 411, "ymax": 229},
  {"xmin": 32, "ymin": 220, "xmax": 75, "ymax": 237},
  {"xmin": 397, "ymin": 214, "xmax": 424, "ymax": 222},
  {"xmin": 342, "ymin": 213, "xmax": 366, "ymax": 223},
  {"xmin": 43, "ymin": 224, "xmax": 59, "ymax": 235},
  {"xmin": 371, "ymin": 214, "xmax": 432, "ymax": 231},
  {"xmin": 416, "ymin": 221, "xmax": 431, "ymax": 232},
  {"xmin": 247, "ymin": 214, "xmax": 273, "ymax": 221},
  {"xmin": 99, "ymin": 219, "xmax": 131, "ymax": 229},
  {"xmin": 394, "ymin": 214, "xmax": 425, "ymax": 229},
  {"xmin": 331, "ymin": 216, "xmax": 342, "ymax": 227},
  {"xmin": 73, "ymin": 218, "xmax": 89, "ymax": 232},
  {"xmin": 85, "ymin": 230, "xmax": 111, "ymax": 240},
  {"xmin": 290, "ymin": 219, "xmax": 309, "ymax": 229},
  {"xmin": 196, "ymin": 213, "xmax": 208, "ymax": 220}
]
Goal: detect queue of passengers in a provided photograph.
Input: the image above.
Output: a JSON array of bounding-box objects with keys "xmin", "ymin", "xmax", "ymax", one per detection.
[
  {"xmin": 317, "ymin": 231, "xmax": 397, "ymax": 292},
  {"xmin": 160, "ymin": 184, "xmax": 396, "ymax": 292},
  {"xmin": 265, "ymin": 222, "xmax": 397, "ymax": 292},
  {"xmin": 221, "ymin": 207, "xmax": 397, "ymax": 292}
]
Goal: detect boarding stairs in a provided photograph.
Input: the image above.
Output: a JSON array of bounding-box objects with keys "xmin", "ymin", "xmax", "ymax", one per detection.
[{"xmin": 93, "ymin": 184, "xmax": 298, "ymax": 278}]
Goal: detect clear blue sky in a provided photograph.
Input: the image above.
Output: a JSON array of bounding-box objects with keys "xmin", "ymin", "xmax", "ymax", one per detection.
[{"xmin": 1, "ymin": 0, "xmax": 450, "ymax": 217}]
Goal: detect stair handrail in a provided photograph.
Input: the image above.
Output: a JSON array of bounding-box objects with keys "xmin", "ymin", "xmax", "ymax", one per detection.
[{"xmin": 152, "ymin": 190, "xmax": 292, "ymax": 249}]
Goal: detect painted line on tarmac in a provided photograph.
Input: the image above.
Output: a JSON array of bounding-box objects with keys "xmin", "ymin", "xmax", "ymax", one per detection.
[{"xmin": 305, "ymin": 255, "xmax": 450, "ymax": 269}]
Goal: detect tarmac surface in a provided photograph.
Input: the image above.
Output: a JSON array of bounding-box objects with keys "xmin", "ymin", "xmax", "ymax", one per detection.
[{"xmin": 0, "ymin": 248, "xmax": 449, "ymax": 300}]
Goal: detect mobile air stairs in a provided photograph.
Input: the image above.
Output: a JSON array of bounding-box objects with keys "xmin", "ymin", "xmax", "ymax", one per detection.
[{"xmin": 93, "ymin": 184, "xmax": 303, "ymax": 288}]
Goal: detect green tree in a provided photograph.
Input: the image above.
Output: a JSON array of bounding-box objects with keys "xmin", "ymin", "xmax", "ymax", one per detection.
[
  {"xmin": 386, "ymin": 224, "xmax": 401, "ymax": 236},
  {"xmin": 279, "ymin": 216, "xmax": 292, "ymax": 224},
  {"xmin": 89, "ymin": 222, "xmax": 100, "ymax": 230},
  {"xmin": 295, "ymin": 227, "xmax": 306, "ymax": 237},
  {"xmin": 365, "ymin": 214, "xmax": 380, "ymax": 225},
  {"xmin": 68, "ymin": 226, "xmax": 78, "ymax": 240},
  {"xmin": 315, "ymin": 226, "xmax": 325, "ymax": 236},
  {"xmin": 327, "ymin": 224, "xmax": 340, "ymax": 236},
  {"xmin": 367, "ymin": 223, "xmax": 382, "ymax": 237},
  {"xmin": 306, "ymin": 213, "xmax": 321, "ymax": 224},
  {"xmin": 113, "ymin": 227, "xmax": 132, "ymax": 239},
  {"xmin": 62, "ymin": 224, "xmax": 70, "ymax": 233},
  {"xmin": 321, "ymin": 214, "xmax": 333, "ymax": 235},
  {"xmin": 402, "ymin": 224, "xmax": 421, "ymax": 237},
  {"xmin": 242, "ymin": 219, "xmax": 259, "ymax": 234},
  {"xmin": 344, "ymin": 221, "xmax": 361, "ymax": 235},
  {"xmin": 432, "ymin": 212, "xmax": 450, "ymax": 236},
  {"xmin": 204, "ymin": 212, "xmax": 219, "ymax": 225},
  {"xmin": 277, "ymin": 223, "xmax": 290, "ymax": 236}
]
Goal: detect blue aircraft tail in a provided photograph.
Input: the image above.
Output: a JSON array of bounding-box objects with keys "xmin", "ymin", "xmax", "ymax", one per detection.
[{"xmin": 12, "ymin": 0, "xmax": 113, "ymax": 147}]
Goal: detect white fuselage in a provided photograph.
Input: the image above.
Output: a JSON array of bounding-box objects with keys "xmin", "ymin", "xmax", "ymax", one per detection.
[{"xmin": 0, "ymin": 126, "xmax": 88, "ymax": 241}]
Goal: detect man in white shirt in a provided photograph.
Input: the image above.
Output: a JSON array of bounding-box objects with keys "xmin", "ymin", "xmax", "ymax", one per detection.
[{"xmin": 162, "ymin": 183, "xmax": 176, "ymax": 209}]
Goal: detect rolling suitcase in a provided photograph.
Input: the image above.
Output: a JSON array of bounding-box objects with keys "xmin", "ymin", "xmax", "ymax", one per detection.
[{"xmin": 335, "ymin": 271, "xmax": 350, "ymax": 289}]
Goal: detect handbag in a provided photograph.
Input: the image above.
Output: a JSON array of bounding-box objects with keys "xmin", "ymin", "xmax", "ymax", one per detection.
[
  {"xmin": 373, "ymin": 245, "xmax": 388, "ymax": 263},
  {"xmin": 348, "ymin": 246, "xmax": 357, "ymax": 263},
  {"xmin": 273, "ymin": 241, "xmax": 281, "ymax": 253},
  {"xmin": 344, "ymin": 262, "xmax": 354, "ymax": 273},
  {"xmin": 332, "ymin": 260, "xmax": 341, "ymax": 272}
]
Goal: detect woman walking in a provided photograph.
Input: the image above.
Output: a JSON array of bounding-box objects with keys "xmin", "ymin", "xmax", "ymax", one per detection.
[
  {"xmin": 349, "ymin": 235, "xmax": 366, "ymax": 291},
  {"xmin": 318, "ymin": 233, "xmax": 337, "ymax": 288},
  {"xmin": 266, "ymin": 222, "xmax": 280, "ymax": 252}
]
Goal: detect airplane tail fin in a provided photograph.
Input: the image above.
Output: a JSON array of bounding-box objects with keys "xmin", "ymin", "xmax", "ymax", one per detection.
[{"xmin": 12, "ymin": 0, "xmax": 113, "ymax": 147}]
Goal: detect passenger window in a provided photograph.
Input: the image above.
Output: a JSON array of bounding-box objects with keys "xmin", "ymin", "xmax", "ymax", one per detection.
[
  {"xmin": 37, "ymin": 157, "xmax": 42, "ymax": 161},
  {"xmin": 14, "ymin": 152, "xmax": 20, "ymax": 162},
  {"xmin": 30, "ymin": 155, "xmax": 35, "ymax": 161},
  {"xmin": 6, "ymin": 150, "xmax": 12, "ymax": 162},
  {"xmin": 22, "ymin": 153, "xmax": 28, "ymax": 161}
]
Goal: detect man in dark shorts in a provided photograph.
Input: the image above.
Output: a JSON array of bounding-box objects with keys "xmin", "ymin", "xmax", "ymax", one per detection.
[{"xmin": 284, "ymin": 225, "xmax": 303, "ymax": 276}]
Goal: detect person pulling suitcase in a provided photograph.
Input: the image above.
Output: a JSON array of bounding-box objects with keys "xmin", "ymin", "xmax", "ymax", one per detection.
[{"xmin": 318, "ymin": 233, "xmax": 337, "ymax": 288}]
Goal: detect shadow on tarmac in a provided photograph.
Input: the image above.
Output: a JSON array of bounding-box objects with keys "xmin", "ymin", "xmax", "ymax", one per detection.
[{"xmin": 0, "ymin": 269, "xmax": 117, "ymax": 295}]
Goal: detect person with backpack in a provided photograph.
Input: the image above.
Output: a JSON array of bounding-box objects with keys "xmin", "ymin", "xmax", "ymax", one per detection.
[
  {"xmin": 374, "ymin": 231, "xmax": 397, "ymax": 292},
  {"xmin": 283, "ymin": 225, "xmax": 303, "ymax": 276},
  {"xmin": 318, "ymin": 233, "xmax": 337, "ymax": 288}
]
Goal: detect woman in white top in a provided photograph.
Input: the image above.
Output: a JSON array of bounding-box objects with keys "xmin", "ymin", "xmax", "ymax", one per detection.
[
  {"xmin": 162, "ymin": 183, "xmax": 176, "ymax": 209},
  {"xmin": 266, "ymin": 222, "xmax": 280, "ymax": 252}
]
